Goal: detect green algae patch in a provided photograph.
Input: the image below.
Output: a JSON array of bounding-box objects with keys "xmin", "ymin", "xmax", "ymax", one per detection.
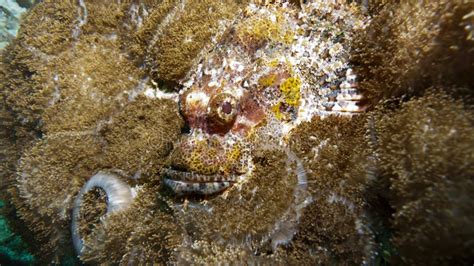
[{"xmin": 0, "ymin": 201, "xmax": 35, "ymax": 264}]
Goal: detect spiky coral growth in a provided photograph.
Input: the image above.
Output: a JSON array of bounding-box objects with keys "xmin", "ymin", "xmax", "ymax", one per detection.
[
  {"xmin": 1, "ymin": 0, "xmax": 142, "ymax": 132},
  {"xmin": 101, "ymin": 97, "xmax": 183, "ymax": 178},
  {"xmin": 12, "ymin": 135, "xmax": 104, "ymax": 262},
  {"xmin": 79, "ymin": 184, "xmax": 183, "ymax": 264},
  {"xmin": 0, "ymin": 99, "xmax": 17, "ymax": 203},
  {"xmin": 79, "ymin": 0, "xmax": 125, "ymax": 36},
  {"xmin": 374, "ymin": 90, "xmax": 474, "ymax": 264},
  {"xmin": 286, "ymin": 114, "xmax": 374, "ymax": 264},
  {"xmin": 76, "ymin": 188, "xmax": 107, "ymax": 244},
  {"xmin": 1, "ymin": 0, "xmax": 472, "ymax": 264},
  {"xmin": 143, "ymin": 0, "xmax": 245, "ymax": 84},
  {"xmin": 177, "ymin": 240, "xmax": 284, "ymax": 264},
  {"xmin": 0, "ymin": 1, "xmax": 77, "ymax": 129},
  {"xmin": 352, "ymin": 1, "xmax": 474, "ymax": 106},
  {"xmin": 1, "ymin": 1, "xmax": 199, "ymax": 262},
  {"xmin": 42, "ymin": 37, "xmax": 143, "ymax": 133},
  {"xmin": 122, "ymin": 0, "xmax": 176, "ymax": 62}
]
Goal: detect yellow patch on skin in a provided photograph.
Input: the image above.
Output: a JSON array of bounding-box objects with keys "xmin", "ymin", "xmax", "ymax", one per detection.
[
  {"xmin": 266, "ymin": 58, "xmax": 280, "ymax": 68},
  {"xmin": 188, "ymin": 141, "xmax": 220, "ymax": 175},
  {"xmin": 258, "ymin": 74, "xmax": 278, "ymax": 87},
  {"xmin": 271, "ymin": 102, "xmax": 287, "ymax": 120},
  {"xmin": 280, "ymin": 77, "xmax": 301, "ymax": 107},
  {"xmin": 236, "ymin": 7, "xmax": 295, "ymax": 48},
  {"xmin": 227, "ymin": 145, "xmax": 241, "ymax": 162},
  {"xmin": 223, "ymin": 144, "xmax": 242, "ymax": 174}
]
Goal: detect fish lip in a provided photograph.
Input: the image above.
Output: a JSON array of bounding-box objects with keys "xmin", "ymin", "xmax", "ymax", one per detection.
[
  {"xmin": 161, "ymin": 168, "xmax": 240, "ymax": 195},
  {"xmin": 160, "ymin": 168, "xmax": 239, "ymax": 183}
]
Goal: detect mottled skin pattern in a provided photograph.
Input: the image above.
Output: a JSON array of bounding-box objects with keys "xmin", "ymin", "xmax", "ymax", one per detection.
[{"xmin": 162, "ymin": 2, "xmax": 365, "ymax": 195}]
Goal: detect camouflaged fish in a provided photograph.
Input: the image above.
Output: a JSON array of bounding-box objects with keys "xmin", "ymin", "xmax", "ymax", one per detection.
[{"xmin": 161, "ymin": 1, "xmax": 366, "ymax": 195}]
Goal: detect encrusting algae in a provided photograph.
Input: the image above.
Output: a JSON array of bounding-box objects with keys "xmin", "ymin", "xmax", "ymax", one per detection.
[{"xmin": 0, "ymin": 0, "xmax": 473, "ymax": 264}]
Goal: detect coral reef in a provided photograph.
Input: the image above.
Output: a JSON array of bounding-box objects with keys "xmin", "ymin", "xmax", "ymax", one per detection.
[
  {"xmin": 79, "ymin": 183, "xmax": 183, "ymax": 264},
  {"xmin": 0, "ymin": 0, "xmax": 473, "ymax": 264},
  {"xmin": 101, "ymin": 97, "xmax": 183, "ymax": 178},
  {"xmin": 350, "ymin": 1, "xmax": 474, "ymax": 264},
  {"xmin": 71, "ymin": 172, "xmax": 134, "ymax": 256}
]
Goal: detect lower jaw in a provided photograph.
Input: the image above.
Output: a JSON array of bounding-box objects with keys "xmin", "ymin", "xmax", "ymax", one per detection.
[{"xmin": 163, "ymin": 178, "xmax": 234, "ymax": 195}]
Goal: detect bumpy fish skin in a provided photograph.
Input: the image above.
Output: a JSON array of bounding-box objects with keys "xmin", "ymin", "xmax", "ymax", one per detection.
[{"xmin": 163, "ymin": 1, "xmax": 367, "ymax": 195}]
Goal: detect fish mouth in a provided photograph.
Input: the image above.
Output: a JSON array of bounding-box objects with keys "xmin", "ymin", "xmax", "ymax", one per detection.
[{"xmin": 161, "ymin": 168, "xmax": 239, "ymax": 196}]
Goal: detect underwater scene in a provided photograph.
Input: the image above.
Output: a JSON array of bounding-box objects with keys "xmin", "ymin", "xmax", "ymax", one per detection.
[{"xmin": 0, "ymin": 0, "xmax": 473, "ymax": 265}]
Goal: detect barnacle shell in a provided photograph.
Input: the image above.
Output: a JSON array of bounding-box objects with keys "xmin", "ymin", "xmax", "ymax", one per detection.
[{"xmin": 71, "ymin": 172, "xmax": 133, "ymax": 256}]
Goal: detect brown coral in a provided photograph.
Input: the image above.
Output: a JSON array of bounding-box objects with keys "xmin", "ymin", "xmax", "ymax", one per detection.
[
  {"xmin": 352, "ymin": 1, "xmax": 474, "ymax": 107},
  {"xmin": 101, "ymin": 96, "xmax": 183, "ymax": 178},
  {"xmin": 12, "ymin": 134, "xmax": 105, "ymax": 262},
  {"xmin": 80, "ymin": 184, "xmax": 183, "ymax": 264},
  {"xmin": 285, "ymin": 114, "xmax": 375, "ymax": 264},
  {"xmin": 0, "ymin": 2, "xmax": 183, "ymax": 262},
  {"xmin": 0, "ymin": 1, "xmax": 77, "ymax": 130},
  {"xmin": 374, "ymin": 90, "xmax": 474, "ymax": 265},
  {"xmin": 138, "ymin": 0, "xmax": 246, "ymax": 84},
  {"xmin": 1, "ymin": 0, "xmax": 473, "ymax": 264}
]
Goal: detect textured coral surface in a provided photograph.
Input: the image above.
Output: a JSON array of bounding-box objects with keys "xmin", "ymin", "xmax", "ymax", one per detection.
[{"xmin": 0, "ymin": 0, "xmax": 473, "ymax": 265}]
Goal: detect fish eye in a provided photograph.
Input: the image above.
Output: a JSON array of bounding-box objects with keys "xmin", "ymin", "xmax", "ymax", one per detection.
[
  {"xmin": 208, "ymin": 93, "xmax": 238, "ymax": 128},
  {"xmin": 221, "ymin": 101, "xmax": 233, "ymax": 115}
]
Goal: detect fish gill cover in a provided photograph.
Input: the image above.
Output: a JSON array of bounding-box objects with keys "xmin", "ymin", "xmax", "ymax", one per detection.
[{"xmin": 0, "ymin": 0, "xmax": 473, "ymax": 265}]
